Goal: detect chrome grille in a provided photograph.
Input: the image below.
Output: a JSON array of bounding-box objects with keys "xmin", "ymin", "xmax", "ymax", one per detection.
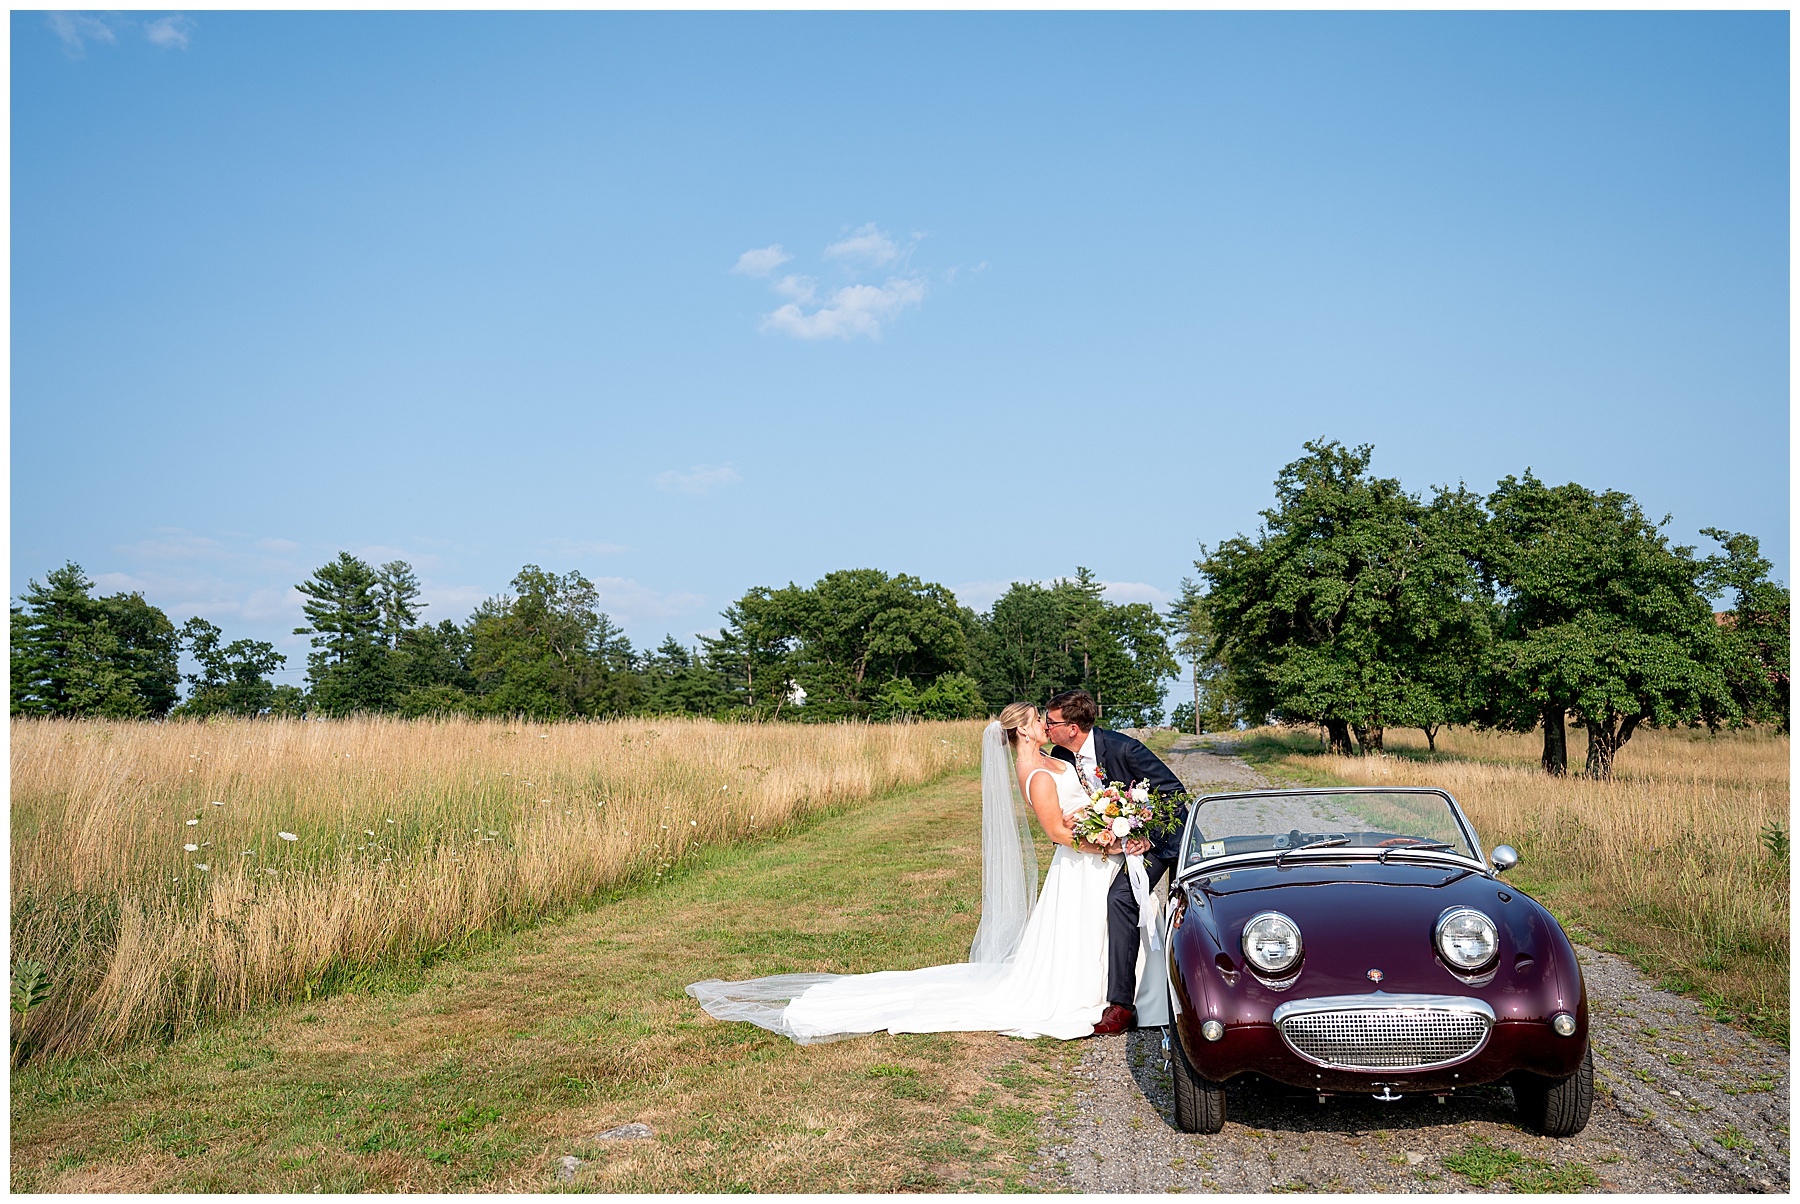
[{"xmin": 1276, "ymin": 998, "xmax": 1492, "ymax": 1070}]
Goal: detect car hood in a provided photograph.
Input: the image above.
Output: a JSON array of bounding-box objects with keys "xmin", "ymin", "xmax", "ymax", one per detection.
[{"xmin": 1186, "ymin": 858, "xmax": 1565, "ymax": 1004}]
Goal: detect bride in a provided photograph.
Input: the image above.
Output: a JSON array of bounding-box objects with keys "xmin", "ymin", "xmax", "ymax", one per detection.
[{"xmin": 688, "ymin": 702, "xmax": 1155, "ymax": 1043}]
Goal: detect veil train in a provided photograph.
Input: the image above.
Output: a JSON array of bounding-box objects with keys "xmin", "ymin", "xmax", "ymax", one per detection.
[{"xmin": 685, "ymin": 721, "xmax": 1040, "ymax": 1043}]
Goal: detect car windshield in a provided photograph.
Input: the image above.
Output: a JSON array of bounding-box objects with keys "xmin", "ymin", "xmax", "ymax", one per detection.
[{"xmin": 1183, "ymin": 790, "xmax": 1477, "ymax": 868}]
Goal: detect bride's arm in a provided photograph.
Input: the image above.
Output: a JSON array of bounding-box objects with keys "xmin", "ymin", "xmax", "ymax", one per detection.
[{"xmin": 1026, "ymin": 773, "xmax": 1107, "ymax": 853}]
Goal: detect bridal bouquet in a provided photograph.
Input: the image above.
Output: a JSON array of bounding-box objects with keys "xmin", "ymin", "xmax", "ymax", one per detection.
[{"xmin": 1070, "ymin": 780, "xmax": 1168, "ymax": 848}]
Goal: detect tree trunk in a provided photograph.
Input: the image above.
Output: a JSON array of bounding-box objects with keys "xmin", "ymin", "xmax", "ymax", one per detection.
[
  {"xmin": 1323, "ymin": 718, "xmax": 1353, "ymax": 755},
  {"xmin": 1540, "ymin": 707, "xmax": 1567, "ymax": 777},
  {"xmin": 1422, "ymin": 724, "xmax": 1438, "ymax": 752},
  {"xmin": 1350, "ymin": 723, "xmax": 1384, "ymax": 754},
  {"xmin": 1583, "ymin": 713, "xmax": 1641, "ymax": 780},
  {"xmin": 1193, "ymin": 672, "xmax": 1201, "ymax": 736}
]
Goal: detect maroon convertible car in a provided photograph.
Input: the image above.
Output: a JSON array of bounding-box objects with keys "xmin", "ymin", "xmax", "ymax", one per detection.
[{"xmin": 1163, "ymin": 787, "xmax": 1592, "ymax": 1136}]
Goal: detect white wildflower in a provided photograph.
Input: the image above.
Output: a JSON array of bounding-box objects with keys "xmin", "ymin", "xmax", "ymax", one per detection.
[
  {"xmin": 210, "ymin": 800, "xmax": 225, "ymax": 806},
  {"xmin": 365, "ymin": 829, "xmax": 375, "ymax": 836},
  {"xmin": 195, "ymin": 864, "xmax": 210, "ymax": 871},
  {"xmin": 386, "ymin": 819, "xmax": 395, "ymax": 824},
  {"xmin": 186, "ymin": 818, "xmax": 200, "ymax": 826},
  {"xmin": 184, "ymin": 844, "xmax": 199, "ymax": 852},
  {"xmin": 278, "ymin": 831, "xmax": 298, "ymax": 842},
  {"xmin": 487, "ymin": 830, "xmax": 498, "ymax": 837},
  {"xmin": 690, "ymin": 820, "xmax": 698, "ymax": 827}
]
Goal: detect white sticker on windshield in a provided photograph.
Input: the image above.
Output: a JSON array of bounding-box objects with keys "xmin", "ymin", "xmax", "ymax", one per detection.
[{"xmin": 1201, "ymin": 840, "xmax": 1225, "ymax": 858}]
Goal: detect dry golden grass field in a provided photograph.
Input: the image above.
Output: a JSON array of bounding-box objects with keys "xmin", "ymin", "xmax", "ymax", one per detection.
[
  {"xmin": 1235, "ymin": 723, "xmax": 1790, "ymax": 1043},
  {"xmin": 10, "ymin": 716, "xmax": 984, "ymax": 1062}
]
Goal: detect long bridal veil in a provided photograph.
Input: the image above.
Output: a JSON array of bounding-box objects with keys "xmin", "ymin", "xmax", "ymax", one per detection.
[
  {"xmin": 686, "ymin": 720, "xmax": 1039, "ymax": 1043},
  {"xmin": 967, "ymin": 720, "xmax": 1040, "ymax": 963}
]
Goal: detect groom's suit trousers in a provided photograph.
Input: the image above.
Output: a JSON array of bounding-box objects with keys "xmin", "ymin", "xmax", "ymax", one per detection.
[{"xmin": 1107, "ymin": 851, "xmax": 1170, "ymax": 1007}]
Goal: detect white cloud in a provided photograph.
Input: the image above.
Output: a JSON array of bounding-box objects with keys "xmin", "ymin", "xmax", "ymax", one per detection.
[
  {"xmin": 144, "ymin": 15, "xmax": 194, "ymax": 49},
  {"xmin": 731, "ymin": 245, "xmax": 792, "ymax": 277},
  {"xmin": 772, "ymin": 274, "xmax": 817, "ymax": 304},
  {"xmin": 588, "ymin": 577, "xmax": 707, "ymax": 625},
  {"xmin": 762, "ymin": 277, "xmax": 927, "ymax": 341},
  {"xmin": 1099, "ymin": 580, "xmax": 1170, "ymax": 606},
  {"xmin": 47, "ymin": 12, "xmax": 116, "ymax": 55},
  {"xmin": 655, "ymin": 464, "xmax": 742, "ymax": 496},
  {"xmin": 825, "ymin": 223, "xmax": 901, "ymax": 268}
]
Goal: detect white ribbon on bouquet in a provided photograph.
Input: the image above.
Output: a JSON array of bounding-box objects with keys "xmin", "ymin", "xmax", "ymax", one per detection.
[{"xmin": 1124, "ymin": 851, "xmax": 1163, "ymax": 950}]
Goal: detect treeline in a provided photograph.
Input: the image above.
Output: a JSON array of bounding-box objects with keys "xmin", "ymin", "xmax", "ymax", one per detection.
[
  {"xmin": 9, "ymin": 560, "xmax": 1177, "ymax": 727},
  {"xmin": 1170, "ymin": 441, "xmax": 1789, "ymax": 779},
  {"xmin": 12, "ymin": 440, "xmax": 1786, "ymax": 769}
]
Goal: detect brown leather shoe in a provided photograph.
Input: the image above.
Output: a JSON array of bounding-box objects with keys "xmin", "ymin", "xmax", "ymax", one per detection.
[{"xmin": 1092, "ymin": 1004, "xmax": 1136, "ymax": 1036}]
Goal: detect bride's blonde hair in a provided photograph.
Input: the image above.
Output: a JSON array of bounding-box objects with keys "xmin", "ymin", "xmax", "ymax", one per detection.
[{"xmin": 996, "ymin": 702, "xmax": 1038, "ymax": 747}]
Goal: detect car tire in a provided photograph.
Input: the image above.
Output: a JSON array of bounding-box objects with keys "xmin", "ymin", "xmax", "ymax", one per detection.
[
  {"xmin": 1514, "ymin": 1046, "xmax": 1594, "ymax": 1137},
  {"xmin": 1167, "ymin": 1024, "xmax": 1227, "ymax": 1134}
]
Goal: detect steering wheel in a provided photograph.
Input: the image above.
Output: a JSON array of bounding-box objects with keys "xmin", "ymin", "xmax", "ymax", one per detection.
[{"xmin": 1376, "ymin": 836, "xmax": 1427, "ymax": 847}]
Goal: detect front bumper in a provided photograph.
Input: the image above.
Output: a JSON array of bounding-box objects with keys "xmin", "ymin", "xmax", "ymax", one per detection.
[{"xmin": 1179, "ymin": 1017, "xmax": 1587, "ymax": 1093}]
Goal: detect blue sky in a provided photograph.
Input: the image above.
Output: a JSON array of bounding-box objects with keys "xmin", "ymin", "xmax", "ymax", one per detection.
[{"xmin": 12, "ymin": 11, "xmax": 1789, "ymax": 698}]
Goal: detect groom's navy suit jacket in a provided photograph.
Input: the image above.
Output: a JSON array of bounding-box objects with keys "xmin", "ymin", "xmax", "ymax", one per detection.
[{"xmin": 1050, "ymin": 727, "xmax": 1188, "ymax": 864}]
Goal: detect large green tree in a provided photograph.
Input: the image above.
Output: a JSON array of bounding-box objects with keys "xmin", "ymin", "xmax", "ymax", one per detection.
[
  {"xmin": 1482, "ymin": 473, "xmax": 1734, "ymax": 779},
  {"xmin": 176, "ymin": 618, "xmax": 286, "ymax": 716},
  {"xmin": 970, "ymin": 582, "xmax": 1076, "ymax": 710},
  {"xmin": 966, "ymin": 569, "xmax": 1177, "ymax": 727},
  {"xmin": 700, "ymin": 587, "xmax": 798, "ymax": 717},
  {"xmin": 641, "ymin": 636, "xmax": 733, "ymax": 716},
  {"xmin": 466, "ymin": 565, "xmax": 638, "ymax": 718},
  {"xmin": 1700, "ymin": 528, "xmax": 1789, "ymax": 732},
  {"xmin": 1200, "ymin": 441, "xmax": 1488, "ymax": 754},
  {"xmin": 294, "ymin": 552, "xmax": 397, "ymax": 716},
  {"xmin": 10, "ymin": 563, "xmax": 181, "ymax": 718},
  {"xmin": 764, "ymin": 569, "xmax": 973, "ymax": 721}
]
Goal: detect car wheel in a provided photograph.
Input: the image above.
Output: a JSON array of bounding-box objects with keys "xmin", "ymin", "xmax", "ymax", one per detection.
[
  {"xmin": 1167, "ymin": 1024, "xmax": 1227, "ymax": 1134},
  {"xmin": 1514, "ymin": 1046, "xmax": 1594, "ymax": 1137}
]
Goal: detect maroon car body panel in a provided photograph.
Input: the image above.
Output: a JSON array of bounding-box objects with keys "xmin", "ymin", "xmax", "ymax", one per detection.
[{"xmin": 1168, "ymin": 826, "xmax": 1588, "ymax": 1094}]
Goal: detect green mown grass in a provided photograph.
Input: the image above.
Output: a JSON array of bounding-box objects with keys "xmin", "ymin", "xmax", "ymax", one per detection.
[{"xmin": 10, "ymin": 769, "xmax": 1079, "ymax": 1193}]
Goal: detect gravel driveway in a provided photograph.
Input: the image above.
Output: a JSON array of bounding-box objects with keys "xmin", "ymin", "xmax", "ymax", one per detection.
[{"xmin": 1035, "ymin": 737, "xmax": 1789, "ymax": 1193}]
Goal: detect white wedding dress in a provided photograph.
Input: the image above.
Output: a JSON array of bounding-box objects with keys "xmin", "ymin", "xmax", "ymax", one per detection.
[{"xmin": 688, "ymin": 724, "xmax": 1169, "ymax": 1044}]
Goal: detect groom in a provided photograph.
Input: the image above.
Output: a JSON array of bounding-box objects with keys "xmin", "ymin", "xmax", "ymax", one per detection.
[{"xmin": 1044, "ymin": 688, "xmax": 1188, "ymax": 1035}]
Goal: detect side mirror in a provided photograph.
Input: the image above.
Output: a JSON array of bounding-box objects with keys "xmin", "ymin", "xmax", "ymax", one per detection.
[{"xmin": 1490, "ymin": 844, "xmax": 1519, "ymax": 874}]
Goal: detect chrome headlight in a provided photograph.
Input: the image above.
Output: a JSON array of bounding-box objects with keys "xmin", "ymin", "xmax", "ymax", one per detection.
[
  {"xmin": 1436, "ymin": 908, "xmax": 1499, "ymax": 970},
  {"xmin": 1242, "ymin": 911, "xmax": 1302, "ymax": 974}
]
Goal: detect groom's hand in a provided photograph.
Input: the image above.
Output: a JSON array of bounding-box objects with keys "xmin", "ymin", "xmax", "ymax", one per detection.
[{"xmin": 1124, "ymin": 837, "xmax": 1150, "ymax": 856}]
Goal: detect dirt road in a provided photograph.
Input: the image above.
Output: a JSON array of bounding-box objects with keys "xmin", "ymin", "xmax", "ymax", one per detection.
[{"xmin": 1036, "ymin": 737, "xmax": 1789, "ymax": 1193}]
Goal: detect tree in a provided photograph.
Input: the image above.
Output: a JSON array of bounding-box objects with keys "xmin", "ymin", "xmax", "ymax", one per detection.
[
  {"xmin": 1084, "ymin": 597, "xmax": 1178, "ymax": 728},
  {"xmin": 965, "ymin": 570, "xmax": 1177, "ymax": 726},
  {"xmin": 642, "ymin": 636, "xmax": 732, "ymax": 716},
  {"xmin": 11, "ymin": 563, "xmax": 181, "ymax": 718},
  {"xmin": 719, "ymin": 569, "xmax": 971, "ymax": 722},
  {"xmin": 1483, "ymin": 473, "xmax": 1733, "ymax": 779},
  {"xmin": 374, "ymin": 560, "xmax": 425, "ymax": 649},
  {"xmin": 177, "ymin": 618, "xmax": 286, "ymax": 716},
  {"xmin": 393, "ymin": 619, "xmax": 476, "ymax": 716},
  {"xmin": 970, "ymin": 582, "xmax": 1076, "ymax": 710},
  {"xmin": 700, "ymin": 588, "xmax": 797, "ymax": 717},
  {"xmin": 466, "ymin": 565, "xmax": 637, "ymax": 719},
  {"xmin": 294, "ymin": 553, "xmax": 396, "ymax": 715},
  {"xmin": 1200, "ymin": 442, "xmax": 1457, "ymax": 754},
  {"xmin": 1165, "ymin": 578, "xmax": 1239, "ymax": 734},
  {"xmin": 1701, "ymin": 529, "xmax": 1789, "ymax": 732}
]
